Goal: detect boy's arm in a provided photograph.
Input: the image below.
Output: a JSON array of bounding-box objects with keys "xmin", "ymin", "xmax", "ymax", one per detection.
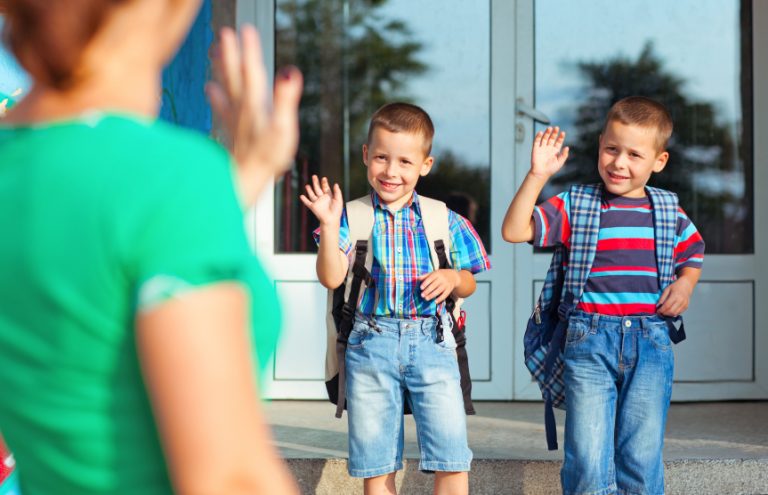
[
  {"xmin": 656, "ymin": 267, "xmax": 701, "ymax": 317},
  {"xmin": 300, "ymin": 176, "xmax": 349, "ymax": 289},
  {"xmin": 420, "ymin": 269, "xmax": 476, "ymax": 303},
  {"xmin": 315, "ymin": 224, "xmax": 349, "ymax": 289},
  {"xmin": 501, "ymin": 127, "xmax": 569, "ymax": 243}
]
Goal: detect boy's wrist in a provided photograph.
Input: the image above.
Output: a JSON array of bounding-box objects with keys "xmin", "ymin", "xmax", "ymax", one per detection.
[
  {"xmin": 526, "ymin": 170, "xmax": 551, "ymax": 183},
  {"xmin": 319, "ymin": 219, "xmax": 341, "ymax": 231}
]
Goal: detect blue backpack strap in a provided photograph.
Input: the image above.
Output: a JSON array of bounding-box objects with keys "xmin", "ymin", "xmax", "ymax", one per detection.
[
  {"xmin": 647, "ymin": 186, "xmax": 686, "ymax": 344},
  {"xmin": 541, "ymin": 183, "xmax": 602, "ymax": 450},
  {"xmin": 561, "ymin": 183, "xmax": 603, "ymax": 314}
]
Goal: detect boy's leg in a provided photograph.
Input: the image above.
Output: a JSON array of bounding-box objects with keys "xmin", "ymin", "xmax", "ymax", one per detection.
[
  {"xmin": 614, "ymin": 318, "xmax": 674, "ymax": 495},
  {"xmin": 562, "ymin": 313, "xmax": 621, "ymax": 495},
  {"xmin": 363, "ymin": 472, "xmax": 397, "ymax": 495},
  {"xmin": 434, "ymin": 472, "xmax": 469, "ymax": 495},
  {"xmin": 405, "ymin": 318, "xmax": 471, "ymax": 493},
  {"xmin": 346, "ymin": 318, "xmax": 406, "ymax": 479}
]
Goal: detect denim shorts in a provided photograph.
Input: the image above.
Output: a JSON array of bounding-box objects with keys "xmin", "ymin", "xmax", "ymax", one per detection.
[
  {"xmin": 561, "ymin": 311, "xmax": 674, "ymax": 495},
  {"xmin": 345, "ymin": 315, "xmax": 472, "ymax": 478}
]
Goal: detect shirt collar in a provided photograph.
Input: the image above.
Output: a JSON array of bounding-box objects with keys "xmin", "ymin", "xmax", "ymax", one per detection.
[{"xmin": 370, "ymin": 190, "xmax": 421, "ymax": 215}]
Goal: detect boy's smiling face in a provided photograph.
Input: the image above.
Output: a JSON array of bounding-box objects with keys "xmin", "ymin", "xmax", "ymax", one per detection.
[
  {"xmin": 598, "ymin": 120, "xmax": 669, "ymax": 198},
  {"xmin": 363, "ymin": 127, "xmax": 434, "ymax": 211}
]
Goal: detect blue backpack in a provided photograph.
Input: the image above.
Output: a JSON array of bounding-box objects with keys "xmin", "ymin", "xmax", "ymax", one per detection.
[{"xmin": 524, "ymin": 183, "xmax": 686, "ymax": 450}]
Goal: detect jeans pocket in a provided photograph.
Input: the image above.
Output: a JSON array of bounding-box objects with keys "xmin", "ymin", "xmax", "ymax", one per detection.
[
  {"xmin": 648, "ymin": 324, "xmax": 672, "ymax": 351},
  {"xmin": 347, "ymin": 321, "xmax": 370, "ymax": 350},
  {"xmin": 565, "ymin": 320, "xmax": 590, "ymax": 346}
]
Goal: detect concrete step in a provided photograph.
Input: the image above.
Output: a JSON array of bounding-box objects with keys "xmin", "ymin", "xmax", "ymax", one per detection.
[{"xmin": 266, "ymin": 401, "xmax": 768, "ymax": 494}]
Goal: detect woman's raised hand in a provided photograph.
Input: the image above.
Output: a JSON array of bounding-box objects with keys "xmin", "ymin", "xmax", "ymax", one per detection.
[{"xmin": 207, "ymin": 25, "xmax": 303, "ymax": 206}]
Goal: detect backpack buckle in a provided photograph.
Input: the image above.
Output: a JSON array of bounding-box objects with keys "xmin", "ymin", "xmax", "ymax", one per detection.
[{"xmin": 457, "ymin": 310, "xmax": 467, "ymax": 330}]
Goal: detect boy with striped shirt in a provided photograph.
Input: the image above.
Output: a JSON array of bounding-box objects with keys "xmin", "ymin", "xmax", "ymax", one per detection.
[{"xmin": 502, "ymin": 96, "xmax": 704, "ymax": 495}]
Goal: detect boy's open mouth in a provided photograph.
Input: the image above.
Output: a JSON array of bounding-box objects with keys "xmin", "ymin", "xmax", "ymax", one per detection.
[
  {"xmin": 379, "ymin": 180, "xmax": 401, "ymax": 191},
  {"xmin": 607, "ymin": 171, "xmax": 629, "ymax": 181}
]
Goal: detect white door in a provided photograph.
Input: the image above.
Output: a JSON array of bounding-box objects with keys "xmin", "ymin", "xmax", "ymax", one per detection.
[
  {"xmin": 245, "ymin": 0, "xmax": 519, "ymax": 400},
  {"xmin": 512, "ymin": 0, "xmax": 768, "ymax": 401}
]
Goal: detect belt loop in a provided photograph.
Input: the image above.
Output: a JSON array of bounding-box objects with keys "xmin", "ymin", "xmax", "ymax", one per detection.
[{"xmin": 591, "ymin": 313, "xmax": 600, "ymax": 330}]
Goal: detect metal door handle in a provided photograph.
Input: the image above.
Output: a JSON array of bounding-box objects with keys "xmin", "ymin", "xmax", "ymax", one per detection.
[{"xmin": 516, "ymin": 98, "xmax": 551, "ymax": 125}]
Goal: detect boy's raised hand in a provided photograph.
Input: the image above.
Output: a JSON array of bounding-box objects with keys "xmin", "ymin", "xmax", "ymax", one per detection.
[
  {"xmin": 530, "ymin": 126, "xmax": 569, "ymax": 179},
  {"xmin": 299, "ymin": 175, "xmax": 344, "ymax": 226}
]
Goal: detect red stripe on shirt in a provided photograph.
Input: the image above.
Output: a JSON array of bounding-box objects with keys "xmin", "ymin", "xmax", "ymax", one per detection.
[
  {"xmin": 674, "ymin": 231, "xmax": 704, "ymax": 256},
  {"xmin": 590, "ymin": 265, "xmax": 656, "ymax": 273},
  {"xmin": 597, "ymin": 238, "xmax": 655, "ymax": 251},
  {"xmin": 578, "ymin": 302, "xmax": 657, "ymax": 315}
]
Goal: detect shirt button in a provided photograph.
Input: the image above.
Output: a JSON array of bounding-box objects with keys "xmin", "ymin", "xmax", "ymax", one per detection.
[
  {"xmin": 397, "ymin": 247, "xmax": 402, "ymax": 253},
  {"xmin": 624, "ymin": 320, "xmax": 632, "ymax": 328},
  {"xmin": 398, "ymin": 276, "xmax": 403, "ymax": 281}
]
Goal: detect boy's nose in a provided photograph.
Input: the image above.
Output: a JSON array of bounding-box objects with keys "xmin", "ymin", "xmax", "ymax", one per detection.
[
  {"xmin": 385, "ymin": 163, "xmax": 398, "ymax": 176},
  {"xmin": 614, "ymin": 153, "xmax": 630, "ymax": 168}
]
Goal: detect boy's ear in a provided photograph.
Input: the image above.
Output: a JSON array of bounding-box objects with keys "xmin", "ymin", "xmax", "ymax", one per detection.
[
  {"xmin": 419, "ymin": 156, "xmax": 434, "ymax": 176},
  {"xmin": 653, "ymin": 151, "xmax": 669, "ymax": 173},
  {"xmin": 362, "ymin": 144, "xmax": 369, "ymax": 166}
]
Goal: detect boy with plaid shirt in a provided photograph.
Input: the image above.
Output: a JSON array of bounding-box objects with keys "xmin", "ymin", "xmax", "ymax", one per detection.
[
  {"xmin": 502, "ymin": 97, "xmax": 704, "ymax": 495},
  {"xmin": 302, "ymin": 102, "xmax": 490, "ymax": 495}
]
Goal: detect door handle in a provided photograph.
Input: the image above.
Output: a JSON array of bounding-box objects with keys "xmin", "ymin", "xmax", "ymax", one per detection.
[{"xmin": 516, "ymin": 98, "xmax": 551, "ymax": 125}]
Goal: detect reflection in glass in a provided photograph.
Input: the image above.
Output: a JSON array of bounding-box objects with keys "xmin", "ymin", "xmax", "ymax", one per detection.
[
  {"xmin": 535, "ymin": 0, "xmax": 753, "ymax": 254},
  {"xmin": 275, "ymin": 0, "xmax": 490, "ymax": 253}
]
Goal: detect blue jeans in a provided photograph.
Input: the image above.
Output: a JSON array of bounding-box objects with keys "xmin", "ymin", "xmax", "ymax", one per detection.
[
  {"xmin": 561, "ymin": 311, "xmax": 674, "ymax": 495},
  {"xmin": 345, "ymin": 315, "xmax": 472, "ymax": 478}
]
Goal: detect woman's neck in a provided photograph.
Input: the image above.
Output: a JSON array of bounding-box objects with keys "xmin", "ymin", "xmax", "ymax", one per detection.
[{"xmin": 4, "ymin": 67, "xmax": 162, "ymax": 125}]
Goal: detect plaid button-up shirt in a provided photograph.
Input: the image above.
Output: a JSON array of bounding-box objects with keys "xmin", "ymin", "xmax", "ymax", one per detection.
[{"xmin": 315, "ymin": 191, "xmax": 490, "ymax": 318}]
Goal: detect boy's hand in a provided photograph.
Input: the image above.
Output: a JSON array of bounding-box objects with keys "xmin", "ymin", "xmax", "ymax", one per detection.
[
  {"xmin": 530, "ymin": 126, "xmax": 569, "ymax": 180},
  {"xmin": 656, "ymin": 277, "xmax": 694, "ymax": 317},
  {"xmin": 418, "ymin": 269, "xmax": 461, "ymax": 304},
  {"xmin": 299, "ymin": 175, "xmax": 344, "ymax": 226}
]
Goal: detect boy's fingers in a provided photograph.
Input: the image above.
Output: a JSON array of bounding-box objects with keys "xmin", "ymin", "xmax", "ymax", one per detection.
[
  {"xmin": 333, "ymin": 183, "xmax": 343, "ymax": 202},
  {"xmin": 550, "ymin": 127, "xmax": 560, "ymax": 144},
  {"xmin": 304, "ymin": 184, "xmax": 318, "ymax": 201},
  {"xmin": 311, "ymin": 175, "xmax": 324, "ymax": 196},
  {"xmin": 299, "ymin": 195, "xmax": 312, "ymax": 208}
]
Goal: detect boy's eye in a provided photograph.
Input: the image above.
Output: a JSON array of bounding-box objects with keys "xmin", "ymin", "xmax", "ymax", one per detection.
[
  {"xmin": 402, "ymin": 160, "xmax": 412, "ymax": 166},
  {"xmin": 375, "ymin": 155, "xmax": 387, "ymax": 161}
]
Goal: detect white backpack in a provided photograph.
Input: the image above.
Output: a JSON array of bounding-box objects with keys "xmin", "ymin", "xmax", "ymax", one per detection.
[{"xmin": 324, "ymin": 195, "xmax": 474, "ymax": 418}]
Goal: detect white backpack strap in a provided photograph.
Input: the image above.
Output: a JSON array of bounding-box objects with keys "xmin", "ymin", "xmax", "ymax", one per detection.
[
  {"xmin": 343, "ymin": 195, "xmax": 376, "ymax": 302},
  {"xmin": 419, "ymin": 196, "xmax": 451, "ymax": 270},
  {"xmin": 419, "ymin": 196, "xmax": 463, "ymax": 319}
]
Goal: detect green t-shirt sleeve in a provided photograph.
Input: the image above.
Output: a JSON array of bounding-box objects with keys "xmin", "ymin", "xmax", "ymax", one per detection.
[{"xmin": 113, "ymin": 127, "xmax": 252, "ymax": 311}]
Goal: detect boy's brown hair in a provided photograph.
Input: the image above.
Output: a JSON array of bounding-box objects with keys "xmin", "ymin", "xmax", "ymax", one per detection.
[
  {"xmin": 367, "ymin": 102, "xmax": 435, "ymax": 155},
  {"xmin": 604, "ymin": 96, "xmax": 673, "ymax": 152}
]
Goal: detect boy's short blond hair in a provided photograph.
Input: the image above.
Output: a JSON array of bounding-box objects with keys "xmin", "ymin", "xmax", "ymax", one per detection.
[
  {"xmin": 604, "ymin": 96, "xmax": 673, "ymax": 152},
  {"xmin": 367, "ymin": 102, "xmax": 435, "ymax": 155}
]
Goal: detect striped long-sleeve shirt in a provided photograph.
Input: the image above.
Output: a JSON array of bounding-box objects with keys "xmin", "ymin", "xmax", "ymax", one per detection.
[
  {"xmin": 315, "ymin": 191, "xmax": 491, "ymax": 318},
  {"xmin": 533, "ymin": 190, "xmax": 704, "ymax": 316}
]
